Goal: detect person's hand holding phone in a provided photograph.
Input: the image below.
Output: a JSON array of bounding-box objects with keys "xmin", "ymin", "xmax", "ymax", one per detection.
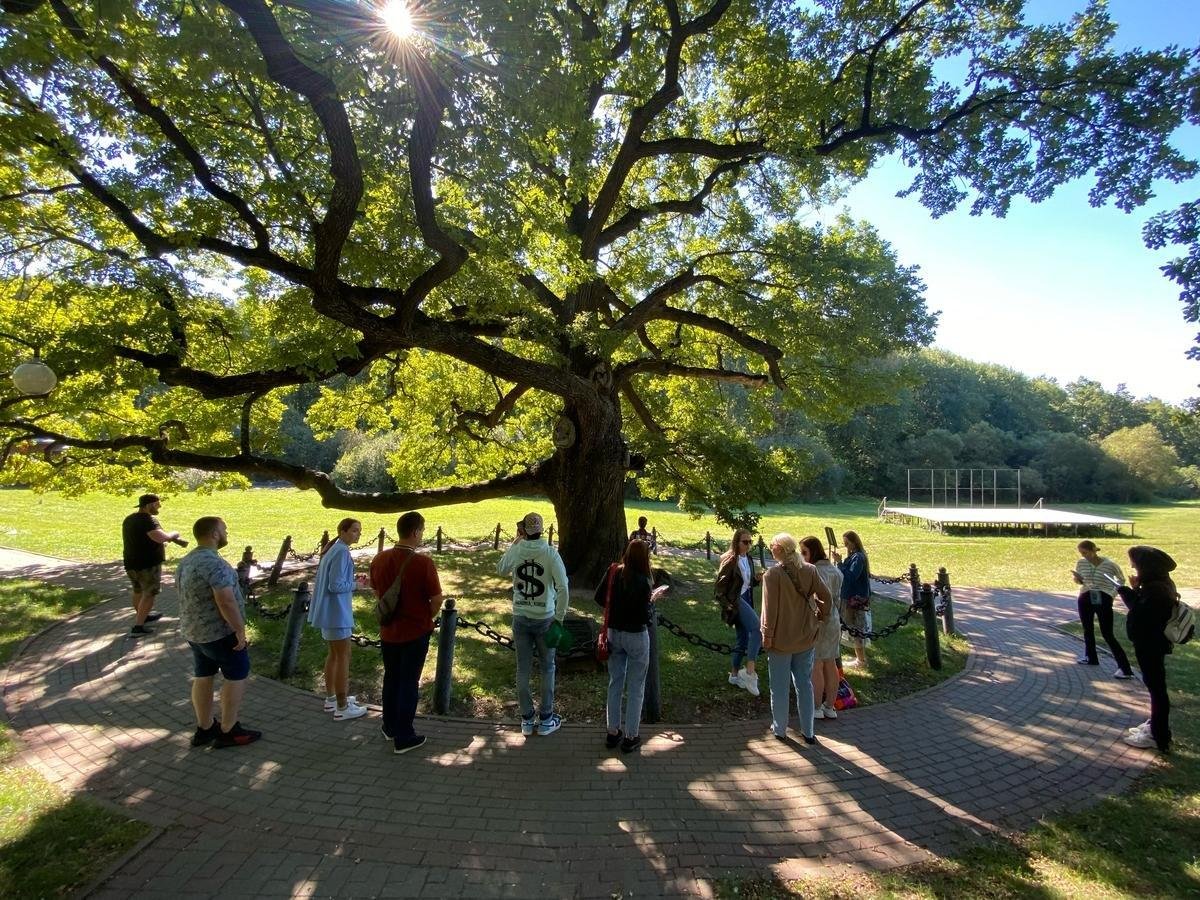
[{"xmin": 1071, "ymin": 571, "xmax": 1083, "ymax": 585}]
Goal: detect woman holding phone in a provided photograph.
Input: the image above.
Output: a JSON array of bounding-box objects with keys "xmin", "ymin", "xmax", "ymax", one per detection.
[
  {"xmin": 832, "ymin": 530, "xmax": 870, "ymax": 668},
  {"xmin": 1071, "ymin": 540, "xmax": 1132, "ymax": 679},
  {"xmin": 801, "ymin": 536, "xmax": 843, "ymax": 719},
  {"xmin": 715, "ymin": 528, "xmax": 763, "ymax": 696}
]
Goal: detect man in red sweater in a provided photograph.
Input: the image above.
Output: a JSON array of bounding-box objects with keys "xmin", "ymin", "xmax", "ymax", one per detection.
[{"xmin": 370, "ymin": 511, "xmax": 443, "ymax": 754}]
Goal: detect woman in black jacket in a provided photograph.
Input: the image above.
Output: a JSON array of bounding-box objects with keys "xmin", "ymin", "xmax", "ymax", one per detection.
[
  {"xmin": 595, "ymin": 540, "xmax": 661, "ymax": 753},
  {"xmin": 1116, "ymin": 545, "xmax": 1178, "ymax": 752}
]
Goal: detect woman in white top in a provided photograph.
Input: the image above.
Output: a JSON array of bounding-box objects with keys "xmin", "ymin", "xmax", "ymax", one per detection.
[
  {"xmin": 1072, "ymin": 540, "xmax": 1132, "ymax": 678},
  {"xmin": 800, "ymin": 535, "xmax": 844, "ymax": 719},
  {"xmin": 714, "ymin": 528, "xmax": 763, "ymax": 696}
]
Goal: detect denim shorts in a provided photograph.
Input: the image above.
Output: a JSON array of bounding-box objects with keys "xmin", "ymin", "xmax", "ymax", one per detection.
[
  {"xmin": 322, "ymin": 627, "xmax": 352, "ymax": 641},
  {"xmin": 188, "ymin": 633, "xmax": 251, "ymax": 681}
]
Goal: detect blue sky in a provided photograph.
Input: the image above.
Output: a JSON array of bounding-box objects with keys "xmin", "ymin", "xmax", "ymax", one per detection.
[{"xmin": 841, "ymin": 0, "xmax": 1200, "ymax": 404}]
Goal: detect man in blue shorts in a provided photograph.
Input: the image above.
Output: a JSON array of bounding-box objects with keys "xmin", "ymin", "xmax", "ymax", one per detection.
[{"xmin": 176, "ymin": 516, "xmax": 261, "ymax": 748}]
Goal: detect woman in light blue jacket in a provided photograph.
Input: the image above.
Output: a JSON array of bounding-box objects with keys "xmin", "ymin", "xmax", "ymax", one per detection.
[{"xmin": 309, "ymin": 518, "xmax": 367, "ymax": 720}]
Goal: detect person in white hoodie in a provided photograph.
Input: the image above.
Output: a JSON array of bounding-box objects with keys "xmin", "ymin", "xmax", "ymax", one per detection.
[{"xmin": 498, "ymin": 512, "xmax": 570, "ymax": 736}]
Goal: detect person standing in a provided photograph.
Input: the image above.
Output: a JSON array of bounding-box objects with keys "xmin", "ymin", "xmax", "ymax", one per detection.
[
  {"xmin": 594, "ymin": 540, "xmax": 665, "ymax": 754},
  {"xmin": 761, "ymin": 533, "xmax": 831, "ymax": 743},
  {"xmin": 370, "ymin": 511, "xmax": 443, "ymax": 754},
  {"xmin": 832, "ymin": 530, "xmax": 870, "ymax": 668},
  {"xmin": 498, "ymin": 512, "xmax": 569, "ymax": 737},
  {"xmin": 715, "ymin": 529, "xmax": 763, "ymax": 695},
  {"xmin": 309, "ymin": 518, "xmax": 368, "ymax": 720},
  {"xmin": 122, "ymin": 493, "xmax": 186, "ymax": 637},
  {"xmin": 177, "ymin": 516, "xmax": 260, "ymax": 748},
  {"xmin": 800, "ymin": 536, "xmax": 843, "ymax": 720},
  {"xmin": 1071, "ymin": 540, "xmax": 1133, "ymax": 678},
  {"xmin": 1117, "ymin": 546, "xmax": 1179, "ymax": 753},
  {"xmin": 629, "ymin": 516, "xmax": 657, "ymax": 553}
]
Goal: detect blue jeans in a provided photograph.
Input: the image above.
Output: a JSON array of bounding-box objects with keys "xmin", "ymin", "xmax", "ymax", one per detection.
[
  {"xmin": 514, "ymin": 615, "xmax": 556, "ymax": 720},
  {"xmin": 767, "ymin": 647, "xmax": 816, "ymax": 739},
  {"xmin": 606, "ymin": 628, "xmax": 650, "ymax": 737},
  {"xmin": 382, "ymin": 632, "xmax": 431, "ymax": 743},
  {"xmin": 731, "ymin": 590, "xmax": 761, "ymax": 671}
]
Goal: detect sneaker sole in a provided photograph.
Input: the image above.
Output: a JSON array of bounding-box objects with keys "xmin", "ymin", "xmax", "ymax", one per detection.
[{"xmin": 393, "ymin": 737, "xmax": 427, "ymax": 754}]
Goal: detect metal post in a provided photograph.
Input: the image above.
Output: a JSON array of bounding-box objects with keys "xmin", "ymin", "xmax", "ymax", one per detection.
[
  {"xmin": 909, "ymin": 562, "xmax": 920, "ymax": 608},
  {"xmin": 920, "ymin": 582, "xmax": 942, "ymax": 670},
  {"xmin": 319, "ymin": 529, "xmax": 330, "ymax": 553},
  {"xmin": 757, "ymin": 535, "xmax": 766, "ymax": 567},
  {"xmin": 645, "ymin": 605, "xmax": 661, "ymax": 723},
  {"xmin": 433, "ymin": 598, "xmax": 458, "ymax": 714},
  {"xmin": 436, "ymin": 526, "xmax": 443, "ymax": 553},
  {"xmin": 705, "ymin": 531, "xmax": 712, "ymax": 561},
  {"xmin": 651, "ymin": 527, "xmax": 658, "ymax": 554},
  {"xmin": 268, "ymin": 535, "xmax": 291, "ymax": 587},
  {"xmin": 237, "ymin": 545, "xmax": 255, "ymax": 599},
  {"xmin": 548, "ymin": 524, "xmax": 554, "ymax": 546},
  {"xmin": 376, "ymin": 527, "xmax": 386, "ymax": 554},
  {"xmin": 494, "ymin": 523, "xmax": 501, "ymax": 550},
  {"xmin": 278, "ymin": 581, "xmax": 310, "ymax": 679},
  {"xmin": 938, "ymin": 567, "xmax": 955, "ymax": 635}
]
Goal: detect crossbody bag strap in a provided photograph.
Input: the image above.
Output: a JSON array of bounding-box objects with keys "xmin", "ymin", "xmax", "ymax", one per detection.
[
  {"xmin": 381, "ymin": 547, "xmax": 417, "ymax": 606},
  {"xmin": 602, "ymin": 564, "xmax": 618, "ymax": 631}
]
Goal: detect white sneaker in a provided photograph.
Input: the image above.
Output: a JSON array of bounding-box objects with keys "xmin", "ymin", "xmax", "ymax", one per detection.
[
  {"xmin": 813, "ymin": 707, "xmax": 825, "ymax": 719},
  {"xmin": 737, "ymin": 669, "xmax": 760, "ymax": 697},
  {"xmin": 728, "ymin": 674, "xmax": 740, "ymax": 686},
  {"xmin": 1127, "ymin": 720, "xmax": 1151, "ymax": 735},
  {"xmin": 841, "ymin": 659, "xmax": 861, "ymax": 669},
  {"xmin": 1123, "ymin": 730, "xmax": 1157, "ymax": 749},
  {"xmin": 324, "ymin": 694, "xmax": 357, "ymax": 712},
  {"xmin": 333, "ymin": 701, "xmax": 367, "ymax": 720},
  {"xmin": 822, "ymin": 705, "xmax": 838, "ymax": 719}
]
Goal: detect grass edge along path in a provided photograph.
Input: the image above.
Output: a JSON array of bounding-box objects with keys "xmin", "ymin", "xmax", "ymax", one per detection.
[{"xmin": 0, "ymin": 580, "xmax": 152, "ymax": 899}]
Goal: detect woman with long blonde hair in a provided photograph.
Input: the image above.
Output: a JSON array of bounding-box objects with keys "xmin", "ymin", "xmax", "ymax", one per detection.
[
  {"xmin": 800, "ymin": 536, "xmax": 843, "ymax": 720},
  {"xmin": 714, "ymin": 528, "xmax": 763, "ymax": 695},
  {"xmin": 761, "ymin": 533, "xmax": 831, "ymax": 743}
]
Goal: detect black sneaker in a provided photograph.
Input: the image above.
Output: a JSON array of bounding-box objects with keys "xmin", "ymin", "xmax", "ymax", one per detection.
[
  {"xmin": 620, "ymin": 735, "xmax": 641, "ymax": 754},
  {"xmin": 213, "ymin": 722, "xmax": 262, "ymax": 749},
  {"xmin": 381, "ymin": 724, "xmax": 395, "ymax": 741},
  {"xmin": 393, "ymin": 734, "xmax": 426, "ymax": 755},
  {"xmin": 129, "ymin": 624, "xmax": 153, "ymax": 637},
  {"xmin": 146, "ymin": 611, "xmax": 164, "ymax": 623},
  {"xmin": 605, "ymin": 730, "xmax": 623, "ymax": 750},
  {"xmin": 190, "ymin": 721, "xmax": 221, "ymax": 748},
  {"xmin": 1076, "ymin": 657, "xmax": 1097, "ymax": 665},
  {"xmin": 802, "ymin": 733, "xmax": 818, "ymax": 746}
]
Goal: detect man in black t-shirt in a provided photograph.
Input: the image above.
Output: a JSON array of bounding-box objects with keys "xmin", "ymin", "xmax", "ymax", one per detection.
[
  {"xmin": 122, "ymin": 493, "xmax": 186, "ymax": 637},
  {"xmin": 629, "ymin": 516, "xmax": 657, "ymax": 554}
]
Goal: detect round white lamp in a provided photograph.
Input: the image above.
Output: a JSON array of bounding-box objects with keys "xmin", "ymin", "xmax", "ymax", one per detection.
[{"xmin": 12, "ymin": 358, "xmax": 57, "ymax": 395}]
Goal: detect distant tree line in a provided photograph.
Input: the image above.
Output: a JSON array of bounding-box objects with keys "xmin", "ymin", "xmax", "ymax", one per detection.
[{"xmin": 277, "ymin": 351, "xmax": 1199, "ymax": 507}]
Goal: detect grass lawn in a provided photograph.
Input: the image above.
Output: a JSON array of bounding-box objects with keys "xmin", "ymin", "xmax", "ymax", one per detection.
[
  {"xmin": 721, "ymin": 610, "xmax": 1200, "ymax": 899},
  {"xmin": 0, "ymin": 581, "xmax": 151, "ymax": 898},
  {"xmin": 0, "ymin": 489, "xmax": 1195, "ymax": 591},
  {"xmin": 246, "ymin": 550, "xmax": 968, "ymax": 722}
]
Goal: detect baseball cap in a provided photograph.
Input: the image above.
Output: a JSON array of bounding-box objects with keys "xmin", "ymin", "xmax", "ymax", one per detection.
[
  {"xmin": 136, "ymin": 493, "xmax": 160, "ymax": 507},
  {"xmin": 522, "ymin": 512, "xmax": 544, "ymax": 535}
]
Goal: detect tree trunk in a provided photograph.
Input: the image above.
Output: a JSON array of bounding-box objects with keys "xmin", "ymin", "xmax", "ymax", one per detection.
[{"xmin": 542, "ymin": 393, "xmax": 628, "ymax": 588}]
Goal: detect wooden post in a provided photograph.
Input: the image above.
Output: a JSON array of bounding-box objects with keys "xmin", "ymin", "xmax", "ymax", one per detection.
[
  {"xmin": 436, "ymin": 526, "xmax": 443, "ymax": 552},
  {"xmin": 938, "ymin": 567, "xmax": 955, "ymax": 635},
  {"xmin": 920, "ymin": 582, "xmax": 942, "ymax": 670},
  {"xmin": 645, "ymin": 605, "xmax": 662, "ymax": 723},
  {"xmin": 908, "ymin": 562, "xmax": 920, "ymax": 608},
  {"xmin": 278, "ymin": 581, "xmax": 310, "ymax": 679},
  {"xmin": 494, "ymin": 523, "xmax": 501, "ymax": 550},
  {"xmin": 705, "ymin": 531, "xmax": 712, "ymax": 561},
  {"xmin": 651, "ymin": 527, "xmax": 658, "ymax": 554},
  {"xmin": 268, "ymin": 535, "xmax": 291, "ymax": 587},
  {"xmin": 432, "ymin": 598, "xmax": 458, "ymax": 714},
  {"xmin": 757, "ymin": 535, "xmax": 766, "ymax": 567},
  {"xmin": 319, "ymin": 529, "xmax": 330, "ymax": 553},
  {"xmin": 376, "ymin": 526, "xmax": 386, "ymax": 554},
  {"xmin": 548, "ymin": 524, "xmax": 554, "ymax": 546}
]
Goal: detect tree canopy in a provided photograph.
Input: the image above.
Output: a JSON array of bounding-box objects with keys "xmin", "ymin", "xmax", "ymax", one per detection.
[{"xmin": 1, "ymin": 0, "xmax": 1197, "ymax": 577}]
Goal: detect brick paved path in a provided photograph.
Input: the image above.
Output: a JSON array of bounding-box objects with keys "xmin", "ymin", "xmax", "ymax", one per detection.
[{"xmin": 0, "ymin": 549, "xmax": 1156, "ymax": 898}]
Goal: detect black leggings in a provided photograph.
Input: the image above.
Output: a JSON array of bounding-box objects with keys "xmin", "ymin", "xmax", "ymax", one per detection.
[
  {"xmin": 1077, "ymin": 591, "xmax": 1132, "ymax": 673},
  {"xmin": 1134, "ymin": 642, "xmax": 1171, "ymax": 751}
]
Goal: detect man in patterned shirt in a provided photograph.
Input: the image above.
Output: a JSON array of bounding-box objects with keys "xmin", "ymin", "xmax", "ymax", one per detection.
[
  {"xmin": 176, "ymin": 516, "xmax": 261, "ymax": 748},
  {"xmin": 1072, "ymin": 539, "xmax": 1133, "ymax": 679}
]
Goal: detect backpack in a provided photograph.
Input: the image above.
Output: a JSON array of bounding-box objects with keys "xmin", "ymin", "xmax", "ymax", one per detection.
[
  {"xmin": 1165, "ymin": 597, "xmax": 1195, "ymax": 645},
  {"xmin": 374, "ymin": 549, "xmax": 417, "ymax": 625}
]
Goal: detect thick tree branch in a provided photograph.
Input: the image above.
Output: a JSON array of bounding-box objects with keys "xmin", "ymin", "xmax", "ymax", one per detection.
[
  {"xmin": 220, "ymin": 0, "xmax": 363, "ymax": 288},
  {"xmin": 0, "ymin": 420, "xmax": 549, "ymax": 511},
  {"xmin": 611, "ymin": 270, "xmax": 723, "ymax": 334},
  {"xmin": 614, "ymin": 359, "xmax": 769, "ymax": 387},
  {"xmin": 453, "ymin": 384, "xmax": 529, "ymax": 429},
  {"xmin": 653, "ymin": 305, "xmax": 786, "ymax": 388}
]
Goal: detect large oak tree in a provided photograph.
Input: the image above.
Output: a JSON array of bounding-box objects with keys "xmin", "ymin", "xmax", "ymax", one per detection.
[{"xmin": 1, "ymin": 0, "xmax": 1196, "ymax": 581}]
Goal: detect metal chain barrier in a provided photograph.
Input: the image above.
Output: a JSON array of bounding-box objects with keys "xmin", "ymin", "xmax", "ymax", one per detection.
[
  {"xmin": 655, "ymin": 612, "xmax": 735, "ymax": 655},
  {"xmin": 246, "ymin": 589, "xmax": 292, "ymax": 621}
]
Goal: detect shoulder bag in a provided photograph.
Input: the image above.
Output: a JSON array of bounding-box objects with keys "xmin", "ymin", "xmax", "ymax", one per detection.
[
  {"xmin": 374, "ymin": 549, "xmax": 417, "ymax": 625},
  {"xmin": 597, "ymin": 563, "xmax": 618, "ymax": 662}
]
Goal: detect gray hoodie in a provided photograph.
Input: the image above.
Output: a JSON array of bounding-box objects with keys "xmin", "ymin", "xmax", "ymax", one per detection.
[{"xmin": 498, "ymin": 537, "xmax": 570, "ymax": 622}]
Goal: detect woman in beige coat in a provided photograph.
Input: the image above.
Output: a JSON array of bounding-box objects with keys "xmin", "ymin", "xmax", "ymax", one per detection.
[{"xmin": 761, "ymin": 534, "xmax": 832, "ymax": 743}]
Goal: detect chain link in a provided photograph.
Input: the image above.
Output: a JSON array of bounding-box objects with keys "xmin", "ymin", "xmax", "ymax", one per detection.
[{"xmin": 654, "ymin": 612, "xmax": 735, "ymax": 655}]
